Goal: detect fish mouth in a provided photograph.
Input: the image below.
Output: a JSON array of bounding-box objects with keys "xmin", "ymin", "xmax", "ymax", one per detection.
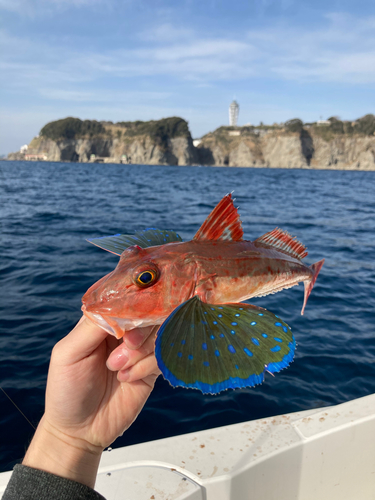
[
  {"xmin": 81, "ymin": 305, "xmax": 153, "ymax": 339},
  {"xmin": 82, "ymin": 307, "xmax": 117, "ymax": 336}
]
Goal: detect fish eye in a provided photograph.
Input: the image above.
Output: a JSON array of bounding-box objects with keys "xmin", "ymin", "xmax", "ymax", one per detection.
[
  {"xmin": 133, "ymin": 266, "xmax": 159, "ymax": 288},
  {"xmin": 138, "ymin": 271, "xmax": 155, "ymax": 284}
]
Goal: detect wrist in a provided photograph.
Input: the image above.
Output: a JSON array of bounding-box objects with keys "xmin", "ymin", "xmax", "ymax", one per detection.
[{"xmin": 23, "ymin": 416, "xmax": 103, "ymax": 489}]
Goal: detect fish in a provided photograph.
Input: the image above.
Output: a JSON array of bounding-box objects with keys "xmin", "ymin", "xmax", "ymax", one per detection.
[{"xmin": 82, "ymin": 194, "xmax": 324, "ymax": 394}]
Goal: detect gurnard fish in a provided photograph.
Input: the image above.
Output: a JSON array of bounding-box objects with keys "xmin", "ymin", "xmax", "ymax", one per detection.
[{"xmin": 82, "ymin": 194, "xmax": 324, "ymax": 394}]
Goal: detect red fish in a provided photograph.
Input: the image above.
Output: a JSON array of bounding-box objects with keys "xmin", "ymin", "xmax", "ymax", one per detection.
[{"xmin": 82, "ymin": 194, "xmax": 324, "ymax": 394}]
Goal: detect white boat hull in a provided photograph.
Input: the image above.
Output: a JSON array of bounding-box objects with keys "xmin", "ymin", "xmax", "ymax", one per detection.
[{"xmin": 1, "ymin": 393, "xmax": 375, "ymax": 499}]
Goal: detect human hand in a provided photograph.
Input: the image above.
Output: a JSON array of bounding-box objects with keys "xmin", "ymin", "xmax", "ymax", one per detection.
[{"xmin": 23, "ymin": 317, "xmax": 160, "ymax": 488}]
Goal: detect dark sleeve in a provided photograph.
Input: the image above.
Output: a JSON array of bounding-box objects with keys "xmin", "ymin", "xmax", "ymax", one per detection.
[{"xmin": 2, "ymin": 464, "xmax": 106, "ymax": 500}]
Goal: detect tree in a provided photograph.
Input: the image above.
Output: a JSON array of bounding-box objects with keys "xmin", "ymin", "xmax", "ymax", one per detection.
[
  {"xmin": 328, "ymin": 117, "xmax": 344, "ymax": 134},
  {"xmin": 40, "ymin": 117, "xmax": 105, "ymax": 140},
  {"xmin": 355, "ymin": 114, "xmax": 375, "ymax": 135},
  {"xmin": 285, "ymin": 119, "xmax": 303, "ymax": 133}
]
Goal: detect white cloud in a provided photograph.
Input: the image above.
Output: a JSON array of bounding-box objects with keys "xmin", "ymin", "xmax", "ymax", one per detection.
[
  {"xmin": 245, "ymin": 12, "xmax": 375, "ymax": 84},
  {"xmin": 147, "ymin": 39, "xmax": 253, "ymax": 61},
  {"xmin": 4, "ymin": 12, "xmax": 375, "ymax": 93},
  {"xmin": 39, "ymin": 88, "xmax": 172, "ymax": 102},
  {"xmin": 0, "ymin": 27, "xmax": 259, "ymax": 91},
  {"xmin": 139, "ymin": 23, "xmax": 193, "ymax": 42},
  {"xmin": 0, "ymin": 0, "xmax": 102, "ymax": 15}
]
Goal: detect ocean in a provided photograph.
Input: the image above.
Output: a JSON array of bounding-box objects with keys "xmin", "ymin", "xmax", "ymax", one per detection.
[{"xmin": 1, "ymin": 161, "xmax": 375, "ymax": 472}]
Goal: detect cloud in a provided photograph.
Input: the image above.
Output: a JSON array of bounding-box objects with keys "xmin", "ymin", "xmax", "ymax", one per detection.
[
  {"xmin": 139, "ymin": 23, "xmax": 194, "ymax": 42},
  {"xmin": 0, "ymin": 26, "xmax": 259, "ymax": 92},
  {"xmin": 39, "ymin": 88, "xmax": 172, "ymax": 102},
  {"xmin": 245, "ymin": 12, "xmax": 375, "ymax": 84},
  {"xmin": 3, "ymin": 11, "xmax": 375, "ymax": 113},
  {"xmin": 0, "ymin": 0, "xmax": 102, "ymax": 15}
]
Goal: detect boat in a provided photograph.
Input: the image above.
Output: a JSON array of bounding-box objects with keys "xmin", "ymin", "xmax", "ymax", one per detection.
[{"xmin": 1, "ymin": 392, "xmax": 374, "ymax": 499}]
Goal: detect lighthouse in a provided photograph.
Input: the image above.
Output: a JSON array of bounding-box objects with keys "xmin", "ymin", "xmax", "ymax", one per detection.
[{"xmin": 229, "ymin": 100, "xmax": 239, "ymax": 126}]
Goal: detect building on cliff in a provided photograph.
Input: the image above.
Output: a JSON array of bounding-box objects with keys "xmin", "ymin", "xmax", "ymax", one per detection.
[
  {"xmin": 25, "ymin": 153, "xmax": 48, "ymax": 161},
  {"xmin": 229, "ymin": 100, "xmax": 239, "ymax": 127}
]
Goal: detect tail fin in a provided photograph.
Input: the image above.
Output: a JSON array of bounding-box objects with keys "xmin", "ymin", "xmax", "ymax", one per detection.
[{"xmin": 301, "ymin": 258, "xmax": 325, "ymax": 315}]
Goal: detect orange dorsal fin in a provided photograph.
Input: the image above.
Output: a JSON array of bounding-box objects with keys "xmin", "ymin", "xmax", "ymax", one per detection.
[
  {"xmin": 255, "ymin": 228, "xmax": 308, "ymax": 259},
  {"xmin": 193, "ymin": 193, "xmax": 244, "ymax": 241}
]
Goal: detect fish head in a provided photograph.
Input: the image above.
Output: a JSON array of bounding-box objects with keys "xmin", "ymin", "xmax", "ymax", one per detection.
[{"xmin": 82, "ymin": 243, "xmax": 196, "ymax": 338}]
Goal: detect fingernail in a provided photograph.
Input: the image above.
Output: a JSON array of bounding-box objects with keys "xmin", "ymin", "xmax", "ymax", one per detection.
[
  {"xmin": 124, "ymin": 330, "xmax": 146, "ymax": 349},
  {"xmin": 106, "ymin": 348, "xmax": 129, "ymax": 371}
]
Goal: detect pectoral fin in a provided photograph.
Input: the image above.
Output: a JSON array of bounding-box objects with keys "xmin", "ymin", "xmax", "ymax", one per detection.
[{"xmin": 155, "ymin": 296, "xmax": 295, "ymax": 394}]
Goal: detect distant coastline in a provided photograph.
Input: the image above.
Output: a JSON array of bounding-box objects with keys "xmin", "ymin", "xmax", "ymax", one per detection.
[{"xmin": 7, "ymin": 115, "xmax": 375, "ymax": 171}]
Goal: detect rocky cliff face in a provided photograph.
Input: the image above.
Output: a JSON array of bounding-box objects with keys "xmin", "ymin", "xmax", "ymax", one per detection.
[
  {"xmin": 109, "ymin": 135, "xmax": 197, "ymax": 166},
  {"xmin": 13, "ymin": 117, "xmax": 198, "ymax": 166},
  {"xmin": 309, "ymin": 135, "xmax": 375, "ymax": 169},
  {"xmin": 196, "ymin": 127, "xmax": 375, "ymax": 170}
]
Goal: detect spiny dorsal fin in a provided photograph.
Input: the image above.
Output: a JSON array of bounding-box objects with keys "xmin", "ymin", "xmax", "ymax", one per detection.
[
  {"xmin": 193, "ymin": 193, "xmax": 244, "ymax": 241},
  {"xmin": 87, "ymin": 229, "xmax": 183, "ymax": 255},
  {"xmin": 255, "ymin": 228, "xmax": 308, "ymax": 259}
]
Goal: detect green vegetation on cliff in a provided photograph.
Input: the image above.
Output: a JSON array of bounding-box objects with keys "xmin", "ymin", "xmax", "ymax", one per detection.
[
  {"xmin": 41, "ymin": 117, "xmax": 105, "ymax": 140},
  {"xmin": 285, "ymin": 119, "xmax": 304, "ymax": 133},
  {"xmin": 203, "ymin": 114, "xmax": 375, "ymax": 144},
  {"xmin": 355, "ymin": 114, "xmax": 375, "ymax": 135},
  {"xmin": 117, "ymin": 116, "xmax": 190, "ymax": 139},
  {"xmin": 40, "ymin": 116, "xmax": 191, "ymax": 152},
  {"xmin": 305, "ymin": 115, "xmax": 375, "ymax": 141},
  {"xmin": 39, "ymin": 114, "xmax": 375, "ymax": 144},
  {"xmin": 116, "ymin": 117, "xmax": 191, "ymax": 151}
]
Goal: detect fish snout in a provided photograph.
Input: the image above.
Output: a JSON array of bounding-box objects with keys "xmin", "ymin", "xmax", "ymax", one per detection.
[
  {"xmin": 81, "ymin": 271, "xmax": 124, "ymax": 313},
  {"xmin": 82, "ymin": 288, "xmax": 117, "ymax": 313}
]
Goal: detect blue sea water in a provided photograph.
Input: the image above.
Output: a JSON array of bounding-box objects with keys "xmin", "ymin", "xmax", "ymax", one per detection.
[{"xmin": 1, "ymin": 161, "xmax": 375, "ymax": 472}]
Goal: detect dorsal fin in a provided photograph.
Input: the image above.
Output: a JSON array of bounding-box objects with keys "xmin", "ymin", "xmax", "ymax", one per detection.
[
  {"xmin": 87, "ymin": 229, "xmax": 183, "ymax": 255},
  {"xmin": 193, "ymin": 193, "xmax": 243, "ymax": 241},
  {"xmin": 254, "ymin": 228, "xmax": 308, "ymax": 259}
]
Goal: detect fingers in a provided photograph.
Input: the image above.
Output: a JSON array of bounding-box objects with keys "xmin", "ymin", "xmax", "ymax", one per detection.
[
  {"xmin": 106, "ymin": 326, "xmax": 157, "ymax": 372},
  {"xmin": 53, "ymin": 316, "xmax": 109, "ymax": 365},
  {"xmin": 123, "ymin": 324, "xmax": 159, "ymax": 349},
  {"xmin": 106, "ymin": 325, "xmax": 161, "ymax": 385},
  {"xmin": 118, "ymin": 352, "xmax": 161, "ymax": 383}
]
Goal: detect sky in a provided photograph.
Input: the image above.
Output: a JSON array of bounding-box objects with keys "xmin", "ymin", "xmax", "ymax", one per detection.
[{"xmin": 1, "ymin": 0, "xmax": 375, "ymax": 154}]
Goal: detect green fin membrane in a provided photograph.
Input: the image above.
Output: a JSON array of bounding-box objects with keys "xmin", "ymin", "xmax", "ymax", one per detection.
[
  {"xmin": 155, "ymin": 297, "xmax": 295, "ymax": 394},
  {"xmin": 87, "ymin": 228, "xmax": 183, "ymax": 255}
]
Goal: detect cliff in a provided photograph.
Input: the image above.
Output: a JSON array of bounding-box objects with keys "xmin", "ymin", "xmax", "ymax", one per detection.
[
  {"xmin": 195, "ymin": 117, "xmax": 375, "ymax": 170},
  {"xmin": 9, "ymin": 117, "xmax": 198, "ymax": 166},
  {"xmin": 8, "ymin": 115, "xmax": 375, "ymax": 170}
]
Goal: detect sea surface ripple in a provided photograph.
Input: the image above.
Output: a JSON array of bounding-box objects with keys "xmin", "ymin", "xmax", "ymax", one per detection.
[{"xmin": 1, "ymin": 161, "xmax": 375, "ymax": 471}]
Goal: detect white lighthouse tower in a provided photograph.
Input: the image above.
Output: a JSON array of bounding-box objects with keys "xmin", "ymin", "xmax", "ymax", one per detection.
[{"xmin": 229, "ymin": 100, "xmax": 239, "ymax": 126}]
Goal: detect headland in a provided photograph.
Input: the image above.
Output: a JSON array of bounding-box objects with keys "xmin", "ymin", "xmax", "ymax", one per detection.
[{"xmin": 7, "ymin": 115, "xmax": 375, "ymax": 170}]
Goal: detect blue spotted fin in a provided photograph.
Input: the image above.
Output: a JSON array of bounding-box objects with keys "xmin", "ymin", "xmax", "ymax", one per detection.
[
  {"xmin": 155, "ymin": 296, "xmax": 296, "ymax": 394},
  {"xmin": 87, "ymin": 229, "xmax": 183, "ymax": 256}
]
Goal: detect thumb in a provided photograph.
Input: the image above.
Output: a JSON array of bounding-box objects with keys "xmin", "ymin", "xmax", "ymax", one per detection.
[{"xmin": 55, "ymin": 316, "xmax": 109, "ymax": 364}]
